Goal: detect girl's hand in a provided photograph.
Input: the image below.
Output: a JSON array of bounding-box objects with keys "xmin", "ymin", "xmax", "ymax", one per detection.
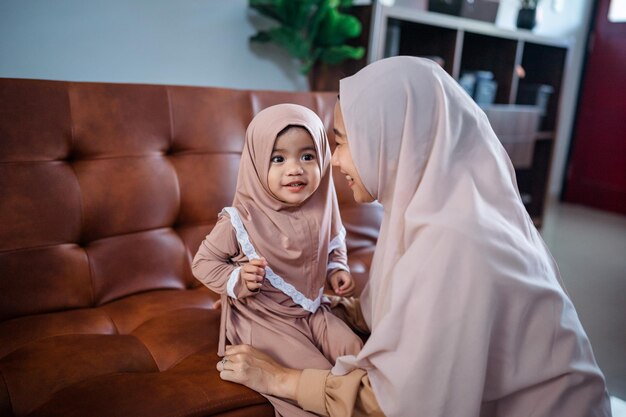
[
  {"xmin": 329, "ymin": 270, "xmax": 356, "ymax": 297},
  {"xmin": 217, "ymin": 344, "xmax": 301, "ymax": 400},
  {"xmin": 240, "ymin": 258, "xmax": 267, "ymax": 291}
]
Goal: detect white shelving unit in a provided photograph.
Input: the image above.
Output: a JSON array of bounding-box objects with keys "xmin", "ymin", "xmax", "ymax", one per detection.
[{"xmin": 367, "ymin": 3, "xmax": 575, "ymax": 227}]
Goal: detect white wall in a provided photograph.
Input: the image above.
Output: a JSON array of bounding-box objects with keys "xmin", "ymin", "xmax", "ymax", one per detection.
[
  {"xmin": 0, "ymin": 0, "xmax": 308, "ymax": 91},
  {"xmin": 495, "ymin": 0, "xmax": 587, "ymax": 37},
  {"xmin": 0, "ymin": 0, "xmax": 594, "ymax": 196}
]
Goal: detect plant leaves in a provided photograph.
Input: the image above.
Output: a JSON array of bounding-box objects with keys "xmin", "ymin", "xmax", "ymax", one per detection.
[
  {"xmin": 316, "ymin": 9, "xmax": 362, "ymax": 45},
  {"xmin": 250, "ymin": 32, "xmax": 272, "ymax": 42},
  {"xmin": 264, "ymin": 27, "xmax": 312, "ymax": 60},
  {"xmin": 247, "ymin": 0, "xmax": 363, "ymax": 70},
  {"xmin": 249, "ymin": 0, "xmax": 283, "ymax": 22},
  {"xmin": 308, "ymin": 0, "xmax": 332, "ymax": 41},
  {"xmin": 319, "ymin": 45, "xmax": 364, "ymax": 64}
]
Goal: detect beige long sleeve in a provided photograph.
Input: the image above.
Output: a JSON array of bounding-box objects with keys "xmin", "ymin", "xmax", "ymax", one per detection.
[
  {"xmin": 296, "ymin": 368, "xmax": 384, "ymax": 417},
  {"xmin": 191, "ymin": 215, "xmax": 258, "ymax": 299},
  {"xmin": 326, "ymin": 221, "xmax": 349, "ymax": 282}
]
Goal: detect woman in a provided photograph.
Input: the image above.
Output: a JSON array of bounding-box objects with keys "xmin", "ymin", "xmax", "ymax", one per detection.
[{"xmin": 216, "ymin": 56, "xmax": 611, "ymax": 417}]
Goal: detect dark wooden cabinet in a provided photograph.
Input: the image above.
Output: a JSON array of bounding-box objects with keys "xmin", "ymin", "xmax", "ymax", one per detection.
[{"xmin": 369, "ymin": 5, "xmax": 572, "ymax": 227}]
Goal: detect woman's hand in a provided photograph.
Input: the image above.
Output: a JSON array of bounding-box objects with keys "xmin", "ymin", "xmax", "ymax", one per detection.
[
  {"xmin": 217, "ymin": 344, "xmax": 302, "ymax": 400},
  {"xmin": 240, "ymin": 258, "xmax": 267, "ymax": 291},
  {"xmin": 328, "ymin": 270, "xmax": 356, "ymax": 297}
]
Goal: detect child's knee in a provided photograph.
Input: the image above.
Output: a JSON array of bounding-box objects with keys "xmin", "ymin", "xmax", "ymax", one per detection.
[{"xmin": 342, "ymin": 332, "xmax": 364, "ymax": 356}]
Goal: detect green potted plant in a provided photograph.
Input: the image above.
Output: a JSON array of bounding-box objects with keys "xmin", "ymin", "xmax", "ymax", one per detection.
[{"xmin": 249, "ymin": 0, "xmax": 365, "ymax": 90}]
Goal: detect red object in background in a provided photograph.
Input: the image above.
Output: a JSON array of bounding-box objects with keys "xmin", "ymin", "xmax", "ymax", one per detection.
[{"xmin": 564, "ymin": 0, "xmax": 626, "ymax": 215}]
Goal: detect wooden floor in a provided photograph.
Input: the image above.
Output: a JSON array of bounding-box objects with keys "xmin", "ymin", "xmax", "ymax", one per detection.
[{"xmin": 541, "ymin": 201, "xmax": 626, "ymax": 401}]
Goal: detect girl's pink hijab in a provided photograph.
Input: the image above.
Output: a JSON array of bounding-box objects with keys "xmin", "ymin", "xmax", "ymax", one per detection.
[
  {"xmin": 333, "ymin": 57, "xmax": 610, "ymax": 417},
  {"xmin": 232, "ymin": 103, "xmax": 342, "ymax": 303}
]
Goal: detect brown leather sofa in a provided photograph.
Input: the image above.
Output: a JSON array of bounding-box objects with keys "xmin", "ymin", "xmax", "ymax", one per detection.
[{"xmin": 0, "ymin": 78, "xmax": 381, "ymax": 417}]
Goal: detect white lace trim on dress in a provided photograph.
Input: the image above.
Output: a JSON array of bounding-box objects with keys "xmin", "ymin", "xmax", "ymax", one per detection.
[
  {"xmin": 221, "ymin": 207, "xmax": 324, "ymax": 313},
  {"xmin": 328, "ymin": 226, "xmax": 346, "ymax": 254}
]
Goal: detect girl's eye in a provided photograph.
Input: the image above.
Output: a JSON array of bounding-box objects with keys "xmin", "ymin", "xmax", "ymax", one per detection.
[
  {"xmin": 271, "ymin": 156, "xmax": 284, "ymax": 163},
  {"xmin": 301, "ymin": 153, "xmax": 316, "ymax": 161}
]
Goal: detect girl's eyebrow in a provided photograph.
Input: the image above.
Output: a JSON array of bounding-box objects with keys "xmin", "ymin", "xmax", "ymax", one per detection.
[{"xmin": 272, "ymin": 146, "xmax": 317, "ymax": 153}]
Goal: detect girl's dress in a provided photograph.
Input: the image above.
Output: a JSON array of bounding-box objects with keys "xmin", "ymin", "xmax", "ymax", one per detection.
[{"xmin": 193, "ymin": 104, "xmax": 363, "ymax": 417}]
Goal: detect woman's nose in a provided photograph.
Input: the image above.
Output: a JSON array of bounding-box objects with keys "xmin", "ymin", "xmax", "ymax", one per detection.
[{"xmin": 331, "ymin": 149, "xmax": 340, "ymax": 167}]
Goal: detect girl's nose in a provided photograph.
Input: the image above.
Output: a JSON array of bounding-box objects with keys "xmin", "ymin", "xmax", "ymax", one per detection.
[{"xmin": 287, "ymin": 162, "xmax": 304, "ymax": 175}]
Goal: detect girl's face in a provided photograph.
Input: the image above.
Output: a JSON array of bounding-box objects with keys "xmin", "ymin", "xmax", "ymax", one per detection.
[
  {"xmin": 332, "ymin": 102, "xmax": 375, "ymax": 203},
  {"xmin": 268, "ymin": 126, "xmax": 321, "ymax": 204}
]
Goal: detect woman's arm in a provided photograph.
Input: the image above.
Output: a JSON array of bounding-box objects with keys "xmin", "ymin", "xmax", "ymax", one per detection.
[
  {"xmin": 218, "ymin": 345, "xmax": 383, "ymax": 417},
  {"xmin": 298, "ymin": 368, "xmax": 383, "ymax": 416},
  {"xmin": 217, "ymin": 344, "xmax": 301, "ymax": 399}
]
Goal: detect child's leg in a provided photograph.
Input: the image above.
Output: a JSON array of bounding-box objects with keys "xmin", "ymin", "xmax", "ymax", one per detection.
[
  {"xmin": 228, "ymin": 303, "xmax": 333, "ymax": 371},
  {"xmin": 308, "ymin": 305, "xmax": 364, "ymax": 364},
  {"xmin": 325, "ymin": 295, "xmax": 370, "ymax": 337}
]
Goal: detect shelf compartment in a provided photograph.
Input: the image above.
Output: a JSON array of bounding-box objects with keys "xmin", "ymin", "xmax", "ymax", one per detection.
[
  {"xmin": 386, "ymin": 18, "xmax": 458, "ymax": 75},
  {"xmin": 460, "ymin": 33, "xmax": 518, "ymax": 104},
  {"xmin": 516, "ymin": 42, "xmax": 567, "ymax": 131}
]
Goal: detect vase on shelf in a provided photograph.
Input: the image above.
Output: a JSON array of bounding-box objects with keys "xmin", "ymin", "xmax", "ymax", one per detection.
[{"xmin": 516, "ymin": 7, "xmax": 537, "ymax": 30}]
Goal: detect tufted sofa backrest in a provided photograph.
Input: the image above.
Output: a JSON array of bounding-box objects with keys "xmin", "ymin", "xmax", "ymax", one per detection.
[{"xmin": 0, "ymin": 79, "xmax": 382, "ymax": 323}]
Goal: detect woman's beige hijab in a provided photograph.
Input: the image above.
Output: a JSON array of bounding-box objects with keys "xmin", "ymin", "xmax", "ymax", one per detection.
[{"xmin": 333, "ymin": 57, "xmax": 610, "ymax": 417}]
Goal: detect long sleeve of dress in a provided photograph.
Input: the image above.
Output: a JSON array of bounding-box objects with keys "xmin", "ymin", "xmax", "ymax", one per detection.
[
  {"xmin": 296, "ymin": 369, "xmax": 384, "ymax": 417},
  {"xmin": 326, "ymin": 227, "xmax": 349, "ymax": 279},
  {"xmin": 191, "ymin": 215, "xmax": 258, "ymax": 299}
]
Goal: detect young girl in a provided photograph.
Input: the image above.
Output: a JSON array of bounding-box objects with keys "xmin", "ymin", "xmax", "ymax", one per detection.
[{"xmin": 192, "ymin": 104, "xmax": 363, "ymax": 416}]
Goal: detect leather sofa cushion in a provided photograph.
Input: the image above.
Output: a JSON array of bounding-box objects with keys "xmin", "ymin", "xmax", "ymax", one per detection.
[{"xmin": 0, "ymin": 78, "xmax": 381, "ymax": 416}]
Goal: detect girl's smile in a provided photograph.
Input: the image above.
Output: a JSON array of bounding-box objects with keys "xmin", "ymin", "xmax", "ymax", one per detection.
[{"xmin": 284, "ymin": 180, "xmax": 308, "ymax": 193}]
